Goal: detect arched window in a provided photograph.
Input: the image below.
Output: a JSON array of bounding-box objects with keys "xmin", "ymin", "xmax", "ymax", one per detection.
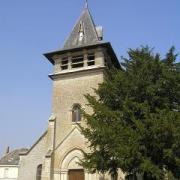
[
  {"xmin": 36, "ymin": 164, "xmax": 42, "ymax": 180},
  {"xmin": 72, "ymin": 104, "xmax": 81, "ymax": 122}
]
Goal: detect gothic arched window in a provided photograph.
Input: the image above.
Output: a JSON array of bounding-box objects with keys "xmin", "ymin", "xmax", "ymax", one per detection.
[
  {"xmin": 72, "ymin": 104, "xmax": 81, "ymax": 122},
  {"xmin": 36, "ymin": 164, "xmax": 42, "ymax": 180}
]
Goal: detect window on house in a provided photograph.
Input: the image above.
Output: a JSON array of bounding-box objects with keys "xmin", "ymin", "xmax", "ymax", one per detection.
[
  {"xmin": 36, "ymin": 164, "xmax": 42, "ymax": 180},
  {"xmin": 4, "ymin": 168, "xmax": 8, "ymax": 178},
  {"xmin": 61, "ymin": 57, "xmax": 68, "ymax": 70},
  {"xmin": 87, "ymin": 53, "xmax": 95, "ymax": 66},
  {"xmin": 72, "ymin": 104, "xmax": 81, "ymax": 122},
  {"xmin": 71, "ymin": 55, "xmax": 84, "ymax": 68}
]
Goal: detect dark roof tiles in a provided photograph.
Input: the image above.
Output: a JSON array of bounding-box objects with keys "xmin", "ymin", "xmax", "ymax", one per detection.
[{"xmin": 0, "ymin": 148, "xmax": 28, "ymax": 165}]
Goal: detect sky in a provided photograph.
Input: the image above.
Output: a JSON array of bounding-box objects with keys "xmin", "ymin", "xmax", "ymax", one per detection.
[{"xmin": 0, "ymin": 0, "xmax": 179, "ymax": 157}]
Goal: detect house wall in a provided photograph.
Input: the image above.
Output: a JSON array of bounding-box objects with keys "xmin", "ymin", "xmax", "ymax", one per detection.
[{"xmin": 0, "ymin": 166, "xmax": 18, "ymax": 180}]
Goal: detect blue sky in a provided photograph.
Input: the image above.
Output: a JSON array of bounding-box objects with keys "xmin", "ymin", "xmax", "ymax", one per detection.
[{"xmin": 0, "ymin": 0, "xmax": 179, "ymax": 157}]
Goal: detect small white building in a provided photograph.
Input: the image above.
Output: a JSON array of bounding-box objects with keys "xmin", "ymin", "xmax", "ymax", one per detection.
[{"xmin": 0, "ymin": 149, "xmax": 28, "ymax": 180}]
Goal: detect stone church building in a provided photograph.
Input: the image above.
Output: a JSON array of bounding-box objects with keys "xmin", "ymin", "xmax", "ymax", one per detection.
[{"xmin": 18, "ymin": 3, "xmax": 124, "ymax": 180}]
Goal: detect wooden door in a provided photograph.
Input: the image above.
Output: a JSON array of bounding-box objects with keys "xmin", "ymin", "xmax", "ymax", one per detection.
[{"xmin": 68, "ymin": 169, "xmax": 84, "ymax": 180}]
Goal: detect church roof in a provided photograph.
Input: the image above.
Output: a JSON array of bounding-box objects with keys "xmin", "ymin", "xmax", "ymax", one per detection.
[
  {"xmin": 0, "ymin": 148, "xmax": 28, "ymax": 165},
  {"xmin": 63, "ymin": 5, "xmax": 102, "ymax": 50},
  {"xmin": 44, "ymin": 3, "xmax": 120, "ymax": 68}
]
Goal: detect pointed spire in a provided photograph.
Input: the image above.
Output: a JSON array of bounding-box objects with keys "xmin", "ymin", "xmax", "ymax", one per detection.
[
  {"xmin": 85, "ymin": 0, "xmax": 88, "ymax": 9},
  {"xmin": 63, "ymin": 4, "xmax": 102, "ymax": 49}
]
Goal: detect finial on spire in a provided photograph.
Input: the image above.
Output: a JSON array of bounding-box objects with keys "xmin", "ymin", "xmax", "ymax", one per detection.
[{"xmin": 85, "ymin": 0, "xmax": 88, "ymax": 9}]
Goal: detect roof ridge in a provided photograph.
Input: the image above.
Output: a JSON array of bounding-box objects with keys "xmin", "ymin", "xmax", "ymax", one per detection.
[{"xmin": 85, "ymin": 7, "xmax": 99, "ymax": 41}]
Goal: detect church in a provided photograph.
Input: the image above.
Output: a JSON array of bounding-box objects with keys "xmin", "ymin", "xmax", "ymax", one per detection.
[{"xmin": 17, "ymin": 2, "xmax": 124, "ymax": 180}]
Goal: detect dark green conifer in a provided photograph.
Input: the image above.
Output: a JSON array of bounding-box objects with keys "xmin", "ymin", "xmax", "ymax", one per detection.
[{"xmin": 81, "ymin": 47, "xmax": 180, "ymax": 180}]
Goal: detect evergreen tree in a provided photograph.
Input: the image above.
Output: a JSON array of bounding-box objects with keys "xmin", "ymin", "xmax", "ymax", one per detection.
[{"xmin": 80, "ymin": 47, "xmax": 180, "ymax": 180}]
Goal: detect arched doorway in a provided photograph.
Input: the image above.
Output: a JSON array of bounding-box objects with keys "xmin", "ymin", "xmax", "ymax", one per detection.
[
  {"xmin": 68, "ymin": 169, "xmax": 84, "ymax": 180},
  {"xmin": 60, "ymin": 149, "xmax": 85, "ymax": 180}
]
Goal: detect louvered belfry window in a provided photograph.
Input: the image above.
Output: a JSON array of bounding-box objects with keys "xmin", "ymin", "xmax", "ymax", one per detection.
[
  {"xmin": 71, "ymin": 55, "xmax": 84, "ymax": 68},
  {"xmin": 87, "ymin": 53, "xmax": 95, "ymax": 66},
  {"xmin": 72, "ymin": 104, "xmax": 81, "ymax": 122},
  {"xmin": 61, "ymin": 57, "xmax": 68, "ymax": 70}
]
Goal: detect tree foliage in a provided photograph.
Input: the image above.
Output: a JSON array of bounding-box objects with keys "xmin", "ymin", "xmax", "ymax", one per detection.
[{"xmin": 81, "ymin": 47, "xmax": 180, "ymax": 180}]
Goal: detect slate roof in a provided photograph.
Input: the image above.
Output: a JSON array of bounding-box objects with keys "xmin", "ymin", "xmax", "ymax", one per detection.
[
  {"xmin": 44, "ymin": 4, "xmax": 120, "ymax": 69},
  {"xmin": 63, "ymin": 6, "xmax": 102, "ymax": 50},
  {"xmin": 0, "ymin": 148, "xmax": 28, "ymax": 165}
]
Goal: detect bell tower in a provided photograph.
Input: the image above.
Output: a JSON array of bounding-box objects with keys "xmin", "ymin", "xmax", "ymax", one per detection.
[
  {"xmin": 17, "ymin": 3, "xmax": 122, "ymax": 180},
  {"xmin": 43, "ymin": 4, "xmax": 120, "ymax": 180}
]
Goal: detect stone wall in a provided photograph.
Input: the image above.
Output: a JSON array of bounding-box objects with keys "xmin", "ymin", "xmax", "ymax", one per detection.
[
  {"xmin": 18, "ymin": 131, "xmax": 48, "ymax": 180},
  {"xmin": 52, "ymin": 68, "xmax": 105, "ymax": 148}
]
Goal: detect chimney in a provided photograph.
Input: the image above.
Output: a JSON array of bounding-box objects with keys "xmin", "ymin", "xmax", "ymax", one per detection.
[{"xmin": 5, "ymin": 146, "xmax": 10, "ymax": 155}]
